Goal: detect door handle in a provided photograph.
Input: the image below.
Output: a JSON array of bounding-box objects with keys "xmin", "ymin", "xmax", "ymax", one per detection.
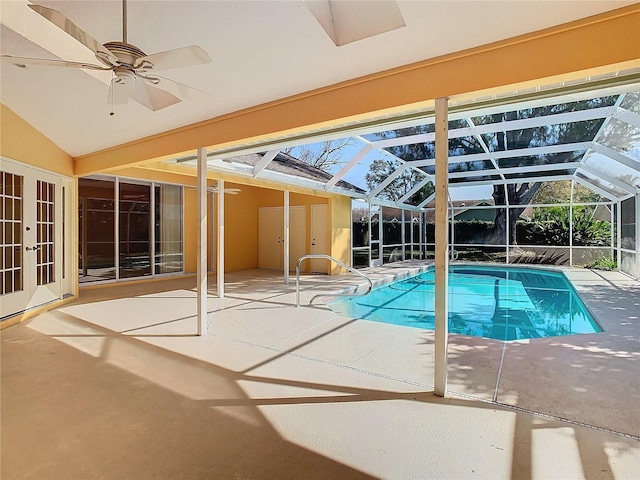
[{"xmin": 26, "ymin": 246, "xmax": 41, "ymax": 252}]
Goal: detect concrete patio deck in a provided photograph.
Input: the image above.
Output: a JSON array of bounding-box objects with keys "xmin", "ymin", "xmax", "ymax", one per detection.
[{"xmin": 2, "ymin": 262, "xmax": 639, "ymax": 479}]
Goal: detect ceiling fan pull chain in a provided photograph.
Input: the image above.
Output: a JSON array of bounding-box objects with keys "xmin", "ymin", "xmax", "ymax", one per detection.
[{"xmin": 109, "ymin": 73, "xmax": 115, "ymax": 116}]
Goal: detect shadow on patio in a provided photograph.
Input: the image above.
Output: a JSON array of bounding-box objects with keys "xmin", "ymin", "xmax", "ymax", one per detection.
[{"xmin": 2, "ymin": 268, "xmax": 639, "ymax": 479}]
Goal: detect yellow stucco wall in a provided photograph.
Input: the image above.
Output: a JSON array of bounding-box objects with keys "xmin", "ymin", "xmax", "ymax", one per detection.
[
  {"xmin": 0, "ymin": 104, "xmax": 78, "ymax": 320},
  {"xmin": 183, "ymin": 187, "xmax": 198, "ymax": 273},
  {"xmin": 184, "ymin": 183, "xmax": 335, "ymax": 274},
  {"xmin": 221, "ymin": 183, "xmax": 261, "ymax": 272},
  {"xmin": 0, "ymin": 104, "xmax": 73, "ymax": 176},
  {"xmin": 330, "ymin": 195, "xmax": 352, "ymax": 274}
]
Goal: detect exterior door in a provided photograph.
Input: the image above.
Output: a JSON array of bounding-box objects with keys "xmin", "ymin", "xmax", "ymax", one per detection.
[
  {"xmin": 288, "ymin": 206, "xmax": 305, "ymax": 271},
  {"xmin": 259, "ymin": 206, "xmax": 305, "ymax": 271},
  {"xmin": 259, "ymin": 207, "xmax": 283, "ymax": 269},
  {"xmin": 1, "ymin": 160, "xmax": 62, "ymax": 319},
  {"xmin": 310, "ymin": 204, "xmax": 329, "ymax": 273}
]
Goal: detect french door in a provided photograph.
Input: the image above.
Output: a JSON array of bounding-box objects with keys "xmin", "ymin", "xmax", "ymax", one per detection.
[{"xmin": 1, "ymin": 160, "xmax": 62, "ymax": 319}]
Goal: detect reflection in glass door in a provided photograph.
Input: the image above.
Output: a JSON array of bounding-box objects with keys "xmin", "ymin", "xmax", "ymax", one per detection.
[
  {"xmin": 119, "ymin": 182, "xmax": 151, "ymax": 279},
  {"xmin": 78, "ymin": 178, "xmax": 116, "ymax": 282},
  {"xmin": 79, "ymin": 176, "xmax": 184, "ymax": 283},
  {"xmin": 1, "ymin": 171, "xmax": 24, "ymax": 300},
  {"xmin": 1, "ymin": 161, "xmax": 62, "ymax": 319}
]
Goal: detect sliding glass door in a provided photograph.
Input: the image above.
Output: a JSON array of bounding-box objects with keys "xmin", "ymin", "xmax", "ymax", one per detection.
[{"xmin": 79, "ymin": 176, "xmax": 183, "ymax": 283}]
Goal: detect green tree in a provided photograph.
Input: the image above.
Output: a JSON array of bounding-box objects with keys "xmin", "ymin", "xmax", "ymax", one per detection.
[{"xmin": 531, "ymin": 180, "xmax": 601, "ymax": 204}]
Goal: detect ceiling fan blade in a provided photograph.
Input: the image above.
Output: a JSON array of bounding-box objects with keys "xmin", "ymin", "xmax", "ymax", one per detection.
[
  {"xmin": 28, "ymin": 4, "xmax": 118, "ymax": 65},
  {"xmin": 131, "ymin": 80, "xmax": 181, "ymax": 111},
  {"xmin": 140, "ymin": 75, "xmax": 210, "ymax": 102},
  {"xmin": 108, "ymin": 78, "xmax": 133, "ymax": 106},
  {"xmin": 135, "ymin": 45, "xmax": 211, "ymax": 72},
  {"xmin": 1, "ymin": 54, "xmax": 109, "ymax": 70}
]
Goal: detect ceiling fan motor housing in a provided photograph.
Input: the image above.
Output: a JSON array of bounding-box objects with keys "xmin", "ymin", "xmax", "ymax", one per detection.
[{"xmin": 101, "ymin": 41, "xmax": 147, "ymax": 68}]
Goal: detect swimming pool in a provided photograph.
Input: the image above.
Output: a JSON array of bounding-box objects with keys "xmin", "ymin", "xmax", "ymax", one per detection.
[{"xmin": 327, "ymin": 265, "xmax": 602, "ymax": 341}]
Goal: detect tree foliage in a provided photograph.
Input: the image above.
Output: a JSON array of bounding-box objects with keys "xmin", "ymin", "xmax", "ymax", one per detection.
[{"xmin": 531, "ymin": 180, "xmax": 601, "ymax": 204}]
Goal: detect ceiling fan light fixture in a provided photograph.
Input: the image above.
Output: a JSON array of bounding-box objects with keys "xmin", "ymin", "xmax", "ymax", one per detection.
[{"xmin": 114, "ymin": 67, "xmax": 136, "ymax": 85}]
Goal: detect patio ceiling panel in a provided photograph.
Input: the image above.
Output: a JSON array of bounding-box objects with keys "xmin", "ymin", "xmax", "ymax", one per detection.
[
  {"xmin": 574, "ymin": 171, "xmax": 629, "ymax": 201},
  {"xmin": 579, "ymin": 161, "xmax": 638, "ymax": 193},
  {"xmin": 592, "ymin": 143, "xmax": 640, "ymax": 173},
  {"xmin": 573, "ymin": 174, "xmax": 621, "ymax": 202}
]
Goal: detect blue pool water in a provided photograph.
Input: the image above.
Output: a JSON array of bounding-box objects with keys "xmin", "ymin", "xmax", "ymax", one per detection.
[{"xmin": 328, "ymin": 265, "xmax": 602, "ymax": 341}]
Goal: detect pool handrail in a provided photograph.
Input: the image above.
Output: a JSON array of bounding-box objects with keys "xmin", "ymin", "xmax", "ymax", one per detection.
[{"xmin": 295, "ymin": 254, "xmax": 373, "ymax": 307}]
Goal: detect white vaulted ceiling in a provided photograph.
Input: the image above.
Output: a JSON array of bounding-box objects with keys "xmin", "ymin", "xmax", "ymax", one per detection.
[{"xmin": 1, "ymin": 0, "xmax": 636, "ymax": 157}]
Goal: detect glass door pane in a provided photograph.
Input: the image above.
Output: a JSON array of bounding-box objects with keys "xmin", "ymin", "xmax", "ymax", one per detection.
[
  {"xmin": 155, "ymin": 184, "xmax": 183, "ymax": 274},
  {"xmin": 79, "ymin": 178, "xmax": 116, "ymax": 282},
  {"xmin": 36, "ymin": 180, "xmax": 55, "ymax": 285},
  {"xmin": 1, "ymin": 171, "xmax": 23, "ymax": 296},
  {"xmin": 119, "ymin": 182, "xmax": 151, "ymax": 279}
]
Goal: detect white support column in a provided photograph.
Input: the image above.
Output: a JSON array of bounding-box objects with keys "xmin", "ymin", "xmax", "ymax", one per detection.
[
  {"xmin": 114, "ymin": 178, "xmax": 120, "ymax": 280},
  {"xmin": 617, "ymin": 198, "xmax": 622, "ymax": 271},
  {"xmin": 610, "ymin": 201, "xmax": 614, "ymax": 264},
  {"xmin": 505, "ymin": 184, "xmax": 510, "ymax": 263},
  {"xmin": 197, "ymin": 147, "xmax": 208, "ymax": 336},
  {"xmin": 636, "ymin": 192, "xmax": 640, "ymax": 279},
  {"xmin": 434, "ymin": 97, "xmax": 449, "ymax": 397},
  {"xmin": 217, "ymin": 179, "xmax": 225, "ymax": 299},
  {"xmin": 569, "ymin": 180, "xmax": 575, "ymax": 266},
  {"xmin": 284, "ymin": 190, "xmax": 290, "ymax": 284},
  {"xmin": 150, "ymin": 182, "xmax": 156, "ymax": 276}
]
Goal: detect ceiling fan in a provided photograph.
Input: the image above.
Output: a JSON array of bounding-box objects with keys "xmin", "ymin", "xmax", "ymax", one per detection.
[
  {"xmin": 208, "ymin": 186, "xmax": 241, "ymax": 195},
  {"xmin": 1, "ymin": 0, "xmax": 212, "ymax": 113}
]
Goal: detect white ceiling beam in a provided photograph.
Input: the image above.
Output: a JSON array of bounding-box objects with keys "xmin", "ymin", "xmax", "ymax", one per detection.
[
  {"xmin": 252, "ymin": 149, "xmax": 280, "ymax": 177},
  {"xmin": 449, "ymin": 161, "xmax": 581, "ymax": 179},
  {"xmin": 448, "ymin": 174, "xmax": 575, "ymax": 188},
  {"xmin": 573, "ymin": 175, "xmax": 618, "ymax": 202},
  {"xmin": 579, "ymin": 163, "xmax": 637, "ymax": 194},
  {"xmin": 324, "ymin": 143, "xmax": 372, "ymax": 190},
  {"xmin": 613, "ymin": 107, "xmax": 640, "ymax": 129},
  {"xmin": 405, "ymin": 142, "xmax": 593, "ymax": 168},
  {"xmin": 367, "ymin": 163, "xmax": 410, "ymax": 199},
  {"xmin": 398, "ymin": 177, "xmax": 433, "ymax": 203},
  {"xmin": 592, "ymin": 143, "xmax": 640, "ymax": 172},
  {"xmin": 371, "ymin": 107, "xmax": 614, "ymax": 149},
  {"xmin": 417, "ymin": 192, "xmax": 436, "ymax": 209},
  {"xmin": 465, "ymin": 117, "xmax": 506, "ymax": 182}
]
